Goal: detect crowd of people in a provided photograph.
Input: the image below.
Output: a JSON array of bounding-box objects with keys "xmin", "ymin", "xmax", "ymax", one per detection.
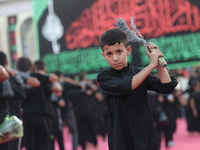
[
  {"xmin": 0, "ymin": 48, "xmax": 200, "ymax": 150},
  {"xmin": 0, "ymin": 51, "xmax": 108, "ymax": 150},
  {"xmin": 148, "ymin": 68, "xmax": 200, "ymax": 150}
]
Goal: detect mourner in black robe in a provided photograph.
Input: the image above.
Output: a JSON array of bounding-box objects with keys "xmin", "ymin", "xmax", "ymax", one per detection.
[
  {"xmin": 97, "ymin": 28, "xmax": 178, "ymax": 150},
  {"xmin": 97, "ymin": 66, "xmax": 177, "ymax": 150}
]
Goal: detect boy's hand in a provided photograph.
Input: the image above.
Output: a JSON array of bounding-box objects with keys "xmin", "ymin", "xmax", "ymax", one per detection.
[{"xmin": 145, "ymin": 43, "xmax": 164, "ymax": 68}]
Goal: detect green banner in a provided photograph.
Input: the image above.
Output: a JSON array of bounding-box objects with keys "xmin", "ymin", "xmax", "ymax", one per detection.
[{"xmin": 138, "ymin": 31, "xmax": 200, "ymax": 68}]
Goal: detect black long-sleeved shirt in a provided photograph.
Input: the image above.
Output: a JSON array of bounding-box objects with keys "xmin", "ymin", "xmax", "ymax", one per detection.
[{"xmin": 97, "ymin": 65, "xmax": 178, "ymax": 150}]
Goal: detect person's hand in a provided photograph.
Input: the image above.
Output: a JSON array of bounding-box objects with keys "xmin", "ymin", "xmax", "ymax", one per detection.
[
  {"xmin": 51, "ymin": 82, "xmax": 62, "ymax": 96},
  {"xmin": 58, "ymin": 99, "xmax": 65, "ymax": 107},
  {"xmin": 86, "ymin": 89, "xmax": 92, "ymax": 95},
  {"xmin": 145, "ymin": 42, "xmax": 164, "ymax": 68}
]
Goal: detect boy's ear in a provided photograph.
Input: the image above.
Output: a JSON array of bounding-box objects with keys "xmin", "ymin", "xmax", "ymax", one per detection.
[
  {"xmin": 101, "ymin": 52, "xmax": 105, "ymax": 58},
  {"xmin": 44, "ymin": 67, "xmax": 47, "ymax": 72},
  {"xmin": 127, "ymin": 45, "xmax": 132, "ymax": 55}
]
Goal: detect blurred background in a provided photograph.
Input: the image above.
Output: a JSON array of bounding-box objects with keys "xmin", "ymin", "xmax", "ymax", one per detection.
[
  {"xmin": 1, "ymin": 0, "xmax": 200, "ymax": 150},
  {"xmin": 0, "ymin": 0, "xmax": 200, "ymax": 78}
]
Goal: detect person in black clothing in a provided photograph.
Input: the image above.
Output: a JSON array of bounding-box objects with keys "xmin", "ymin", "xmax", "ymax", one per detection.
[
  {"xmin": 180, "ymin": 69, "xmax": 200, "ymax": 134},
  {"xmin": 0, "ymin": 51, "xmax": 15, "ymax": 150},
  {"xmin": 49, "ymin": 71, "xmax": 66, "ymax": 150},
  {"xmin": 0, "ymin": 52, "xmax": 27, "ymax": 150},
  {"xmin": 76, "ymin": 74, "xmax": 99, "ymax": 150},
  {"xmin": 190, "ymin": 77, "xmax": 200, "ymax": 132},
  {"xmin": 148, "ymin": 91, "xmax": 163, "ymax": 149},
  {"xmin": 160, "ymin": 93, "xmax": 176, "ymax": 148},
  {"xmin": 97, "ymin": 28, "xmax": 178, "ymax": 150},
  {"xmin": 22, "ymin": 59, "xmax": 59, "ymax": 150},
  {"xmin": 33, "ymin": 60, "xmax": 62, "ymax": 150},
  {"xmin": 61, "ymin": 74, "xmax": 81, "ymax": 150},
  {"xmin": 90, "ymin": 79, "xmax": 108, "ymax": 141},
  {"xmin": 7, "ymin": 57, "xmax": 41, "ymax": 150}
]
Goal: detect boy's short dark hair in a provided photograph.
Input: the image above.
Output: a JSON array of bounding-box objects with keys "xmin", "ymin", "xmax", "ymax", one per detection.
[
  {"xmin": 54, "ymin": 70, "xmax": 62, "ymax": 77},
  {"xmin": 0, "ymin": 51, "xmax": 7, "ymax": 66},
  {"xmin": 99, "ymin": 28, "xmax": 129, "ymax": 50},
  {"xmin": 34, "ymin": 60, "xmax": 45, "ymax": 70},
  {"xmin": 17, "ymin": 57, "xmax": 32, "ymax": 72}
]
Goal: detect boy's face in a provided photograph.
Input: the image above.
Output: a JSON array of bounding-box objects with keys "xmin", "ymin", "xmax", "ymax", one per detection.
[{"xmin": 102, "ymin": 42, "xmax": 132, "ymax": 70}]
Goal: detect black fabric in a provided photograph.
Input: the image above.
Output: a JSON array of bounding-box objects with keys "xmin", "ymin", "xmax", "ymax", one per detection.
[
  {"xmin": 0, "ymin": 142, "xmax": 8, "ymax": 150},
  {"xmin": 51, "ymin": 102, "xmax": 65, "ymax": 150},
  {"xmin": 184, "ymin": 76, "xmax": 198, "ymax": 132},
  {"xmin": 192, "ymin": 91, "xmax": 200, "ymax": 114},
  {"xmin": 191, "ymin": 91, "xmax": 200, "ymax": 131},
  {"xmin": 148, "ymin": 91, "xmax": 161, "ymax": 110},
  {"xmin": 9, "ymin": 76, "xmax": 25, "ymax": 100},
  {"xmin": 62, "ymin": 81, "xmax": 82, "ymax": 111},
  {"xmin": 7, "ymin": 98, "xmax": 21, "ymax": 119},
  {"xmin": 0, "ymin": 97, "xmax": 8, "ymax": 124},
  {"xmin": 62, "ymin": 82, "xmax": 93, "ymax": 118},
  {"xmin": 97, "ymin": 65, "xmax": 178, "ymax": 150},
  {"xmin": 22, "ymin": 72, "xmax": 50, "ymax": 117},
  {"xmin": 161, "ymin": 94, "xmax": 176, "ymax": 147},
  {"xmin": 43, "ymin": 83, "xmax": 58, "ymax": 150},
  {"xmin": 23, "ymin": 115, "xmax": 51, "ymax": 150},
  {"xmin": 0, "ymin": 82, "xmax": 9, "ymax": 124}
]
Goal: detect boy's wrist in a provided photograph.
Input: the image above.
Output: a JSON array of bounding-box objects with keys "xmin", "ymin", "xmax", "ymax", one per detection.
[
  {"xmin": 148, "ymin": 62, "xmax": 157, "ymax": 69},
  {"xmin": 156, "ymin": 65, "xmax": 169, "ymax": 73},
  {"xmin": 147, "ymin": 63, "xmax": 157, "ymax": 73}
]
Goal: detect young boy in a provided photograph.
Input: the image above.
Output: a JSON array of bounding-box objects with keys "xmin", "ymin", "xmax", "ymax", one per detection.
[{"xmin": 97, "ymin": 28, "xmax": 178, "ymax": 150}]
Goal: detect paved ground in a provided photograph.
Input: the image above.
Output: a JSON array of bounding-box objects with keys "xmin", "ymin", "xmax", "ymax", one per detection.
[
  {"xmin": 160, "ymin": 118, "xmax": 200, "ymax": 150},
  {"xmin": 56, "ymin": 118, "xmax": 200, "ymax": 150}
]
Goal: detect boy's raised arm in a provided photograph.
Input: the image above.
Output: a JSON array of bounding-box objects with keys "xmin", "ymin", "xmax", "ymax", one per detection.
[{"xmin": 131, "ymin": 42, "xmax": 171, "ymax": 90}]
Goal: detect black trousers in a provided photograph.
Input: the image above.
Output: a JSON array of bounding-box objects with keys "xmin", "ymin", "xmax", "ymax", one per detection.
[
  {"xmin": 52, "ymin": 103, "xmax": 65, "ymax": 150},
  {"xmin": 0, "ymin": 142, "xmax": 8, "ymax": 150},
  {"xmin": 23, "ymin": 115, "xmax": 51, "ymax": 150},
  {"xmin": 76, "ymin": 115, "xmax": 97, "ymax": 150},
  {"xmin": 65, "ymin": 108, "xmax": 79, "ymax": 150}
]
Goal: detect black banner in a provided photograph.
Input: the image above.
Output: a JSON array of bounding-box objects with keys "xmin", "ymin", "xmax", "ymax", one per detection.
[{"xmin": 36, "ymin": 0, "xmax": 200, "ymax": 75}]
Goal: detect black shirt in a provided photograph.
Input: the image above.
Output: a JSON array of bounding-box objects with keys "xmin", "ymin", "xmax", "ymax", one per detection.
[
  {"xmin": 0, "ymin": 80, "xmax": 9, "ymax": 123},
  {"xmin": 97, "ymin": 65, "xmax": 178, "ymax": 150},
  {"xmin": 22, "ymin": 72, "xmax": 51, "ymax": 118},
  {"xmin": 63, "ymin": 82, "xmax": 93, "ymax": 117}
]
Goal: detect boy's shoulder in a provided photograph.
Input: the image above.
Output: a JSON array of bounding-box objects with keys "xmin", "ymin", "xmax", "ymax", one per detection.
[
  {"xmin": 97, "ymin": 66, "xmax": 142, "ymax": 74},
  {"xmin": 97, "ymin": 68, "xmax": 110, "ymax": 79},
  {"xmin": 97, "ymin": 66, "xmax": 142, "ymax": 79},
  {"xmin": 98, "ymin": 68, "xmax": 110, "ymax": 74}
]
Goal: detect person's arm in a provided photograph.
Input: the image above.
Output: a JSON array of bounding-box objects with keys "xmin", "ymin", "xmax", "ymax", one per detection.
[
  {"xmin": 26, "ymin": 77, "xmax": 41, "ymax": 87},
  {"xmin": 156, "ymin": 65, "xmax": 171, "ymax": 83},
  {"xmin": 0, "ymin": 65, "xmax": 9, "ymax": 81},
  {"xmin": 131, "ymin": 43, "xmax": 165, "ymax": 90},
  {"xmin": 65, "ymin": 76, "xmax": 82, "ymax": 86},
  {"xmin": 18, "ymin": 70, "xmax": 41, "ymax": 87},
  {"xmin": 151, "ymin": 42, "xmax": 171, "ymax": 83},
  {"xmin": 49, "ymin": 73, "xmax": 59, "ymax": 82}
]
